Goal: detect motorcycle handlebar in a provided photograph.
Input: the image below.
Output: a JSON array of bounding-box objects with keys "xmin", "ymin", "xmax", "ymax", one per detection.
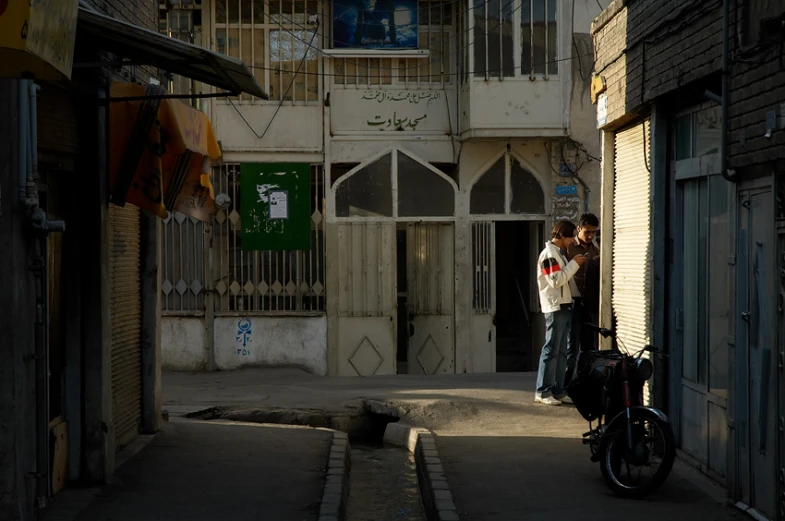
[{"xmin": 583, "ymin": 323, "xmax": 615, "ymax": 338}]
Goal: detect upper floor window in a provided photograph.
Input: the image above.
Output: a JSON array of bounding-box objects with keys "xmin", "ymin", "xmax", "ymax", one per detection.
[
  {"xmin": 214, "ymin": 0, "xmax": 320, "ymax": 103},
  {"xmin": 473, "ymin": 0, "xmax": 557, "ymax": 79},
  {"xmin": 333, "ymin": 0, "xmax": 454, "ymax": 86}
]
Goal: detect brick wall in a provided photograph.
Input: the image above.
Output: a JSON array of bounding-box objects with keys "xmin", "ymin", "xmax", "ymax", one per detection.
[
  {"xmin": 592, "ymin": 0, "xmax": 728, "ymax": 129},
  {"xmin": 88, "ymin": 0, "xmax": 160, "ymax": 84},
  {"xmin": 728, "ymin": 22, "xmax": 785, "ymax": 170},
  {"xmin": 92, "ymin": 0, "xmax": 158, "ymax": 31}
]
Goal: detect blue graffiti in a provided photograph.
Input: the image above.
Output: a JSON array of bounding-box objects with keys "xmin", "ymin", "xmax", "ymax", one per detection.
[{"xmin": 236, "ymin": 318, "xmax": 252, "ymax": 350}]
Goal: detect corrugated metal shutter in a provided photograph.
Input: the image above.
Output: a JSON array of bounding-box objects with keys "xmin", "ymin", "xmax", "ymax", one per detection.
[
  {"xmin": 108, "ymin": 203, "xmax": 143, "ymax": 450},
  {"xmin": 612, "ymin": 120, "xmax": 652, "ymax": 357}
]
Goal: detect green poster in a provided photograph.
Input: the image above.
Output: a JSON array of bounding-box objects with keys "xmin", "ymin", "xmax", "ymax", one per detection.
[{"xmin": 240, "ymin": 163, "xmax": 311, "ymax": 251}]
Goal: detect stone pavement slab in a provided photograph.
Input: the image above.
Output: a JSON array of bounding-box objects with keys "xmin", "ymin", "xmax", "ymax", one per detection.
[
  {"xmin": 436, "ymin": 434, "xmax": 744, "ymax": 521},
  {"xmin": 68, "ymin": 419, "xmax": 331, "ymax": 521}
]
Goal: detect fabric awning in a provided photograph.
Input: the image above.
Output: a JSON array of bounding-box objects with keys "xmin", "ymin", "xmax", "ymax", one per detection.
[
  {"xmin": 77, "ymin": 6, "xmax": 267, "ymax": 99},
  {"xmin": 109, "ymin": 82, "xmax": 223, "ymax": 223}
]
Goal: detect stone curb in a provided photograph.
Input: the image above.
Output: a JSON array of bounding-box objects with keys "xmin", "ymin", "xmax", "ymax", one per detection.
[
  {"xmin": 318, "ymin": 430, "xmax": 351, "ymax": 521},
  {"xmin": 383, "ymin": 422, "xmax": 461, "ymax": 521}
]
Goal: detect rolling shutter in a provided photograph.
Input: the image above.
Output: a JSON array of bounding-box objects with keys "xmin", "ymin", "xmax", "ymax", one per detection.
[
  {"xmin": 612, "ymin": 120, "xmax": 653, "ymax": 357},
  {"xmin": 108, "ymin": 203, "xmax": 143, "ymax": 450}
]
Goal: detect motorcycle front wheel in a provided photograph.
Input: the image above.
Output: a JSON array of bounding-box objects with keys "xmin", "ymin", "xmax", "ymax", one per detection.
[{"xmin": 599, "ymin": 415, "xmax": 676, "ymax": 499}]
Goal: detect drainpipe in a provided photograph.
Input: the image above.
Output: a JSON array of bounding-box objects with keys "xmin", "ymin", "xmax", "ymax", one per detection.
[
  {"xmin": 22, "ymin": 81, "xmax": 65, "ymax": 510},
  {"xmin": 721, "ymin": 0, "xmax": 738, "ymax": 182},
  {"xmin": 18, "ymin": 80, "xmax": 29, "ymax": 202}
]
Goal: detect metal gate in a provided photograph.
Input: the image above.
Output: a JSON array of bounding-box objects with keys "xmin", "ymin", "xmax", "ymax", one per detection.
[
  {"xmin": 736, "ymin": 186, "xmax": 777, "ymax": 520},
  {"xmin": 612, "ymin": 120, "xmax": 653, "ymax": 400},
  {"xmin": 335, "ymin": 222, "xmax": 397, "ymax": 376},
  {"xmin": 406, "ymin": 222, "xmax": 455, "ymax": 374},
  {"xmin": 108, "ymin": 204, "xmax": 143, "ymax": 450},
  {"xmin": 470, "ymin": 222, "xmax": 495, "ymax": 372}
]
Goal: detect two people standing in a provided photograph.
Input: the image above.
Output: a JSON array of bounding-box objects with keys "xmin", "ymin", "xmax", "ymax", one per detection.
[{"xmin": 534, "ymin": 214, "xmax": 600, "ymax": 406}]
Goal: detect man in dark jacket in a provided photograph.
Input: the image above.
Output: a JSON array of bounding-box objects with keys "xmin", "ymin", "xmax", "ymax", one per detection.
[{"xmin": 565, "ymin": 213, "xmax": 600, "ymax": 384}]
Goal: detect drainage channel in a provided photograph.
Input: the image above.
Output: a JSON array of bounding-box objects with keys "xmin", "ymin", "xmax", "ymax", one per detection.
[
  {"xmin": 345, "ymin": 413, "xmax": 426, "ymax": 521},
  {"xmin": 346, "ymin": 441, "xmax": 426, "ymax": 521}
]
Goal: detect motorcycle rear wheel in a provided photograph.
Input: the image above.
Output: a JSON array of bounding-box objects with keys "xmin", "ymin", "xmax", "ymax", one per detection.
[{"xmin": 599, "ymin": 416, "xmax": 676, "ymax": 499}]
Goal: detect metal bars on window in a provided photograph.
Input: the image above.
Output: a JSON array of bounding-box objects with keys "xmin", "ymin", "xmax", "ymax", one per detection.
[
  {"xmin": 520, "ymin": 0, "xmax": 557, "ymax": 77},
  {"xmin": 212, "ymin": 163, "xmax": 326, "ymax": 312},
  {"xmin": 472, "ymin": 222, "xmax": 493, "ymax": 312},
  {"xmin": 162, "ymin": 212, "xmax": 206, "ymax": 313},
  {"xmin": 473, "ymin": 0, "xmax": 513, "ymax": 78},
  {"xmin": 214, "ymin": 0, "xmax": 319, "ymax": 103}
]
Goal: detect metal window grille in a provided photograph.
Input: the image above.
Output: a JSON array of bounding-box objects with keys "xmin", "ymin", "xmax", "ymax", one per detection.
[
  {"xmin": 212, "ymin": 163, "xmax": 326, "ymax": 312},
  {"xmin": 159, "ymin": 5, "xmax": 205, "ymax": 107},
  {"xmin": 472, "ymin": 0, "xmax": 514, "ymax": 78},
  {"xmin": 162, "ymin": 212, "xmax": 207, "ymax": 313},
  {"xmin": 333, "ymin": 0, "xmax": 453, "ymax": 86},
  {"xmin": 520, "ymin": 0, "xmax": 557, "ymax": 77},
  {"xmin": 214, "ymin": 0, "xmax": 320, "ymax": 103}
]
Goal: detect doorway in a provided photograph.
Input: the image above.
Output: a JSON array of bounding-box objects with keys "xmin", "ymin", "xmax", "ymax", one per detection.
[
  {"xmin": 495, "ymin": 221, "xmax": 542, "ymax": 372},
  {"xmin": 396, "ymin": 222, "xmax": 455, "ymax": 375},
  {"xmin": 735, "ymin": 185, "xmax": 777, "ymax": 520}
]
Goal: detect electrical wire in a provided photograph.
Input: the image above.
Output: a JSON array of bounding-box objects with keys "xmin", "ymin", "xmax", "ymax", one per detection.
[
  {"xmin": 228, "ymin": 0, "xmax": 557, "ymax": 75},
  {"xmin": 229, "ymin": 21, "xmax": 321, "ymax": 139}
]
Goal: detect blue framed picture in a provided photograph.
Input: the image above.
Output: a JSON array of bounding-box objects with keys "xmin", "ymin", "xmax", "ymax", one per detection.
[{"xmin": 333, "ymin": 0, "xmax": 419, "ymax": 49}]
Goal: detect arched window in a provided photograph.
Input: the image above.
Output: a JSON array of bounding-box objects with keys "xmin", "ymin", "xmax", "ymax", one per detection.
[
  {"xmin": 470, "ymin": 152, "xmax": 545, "ymax": 215},
  {"xmin": 334, "ymin": 149, "xmax": 457, "ymax": 219}
]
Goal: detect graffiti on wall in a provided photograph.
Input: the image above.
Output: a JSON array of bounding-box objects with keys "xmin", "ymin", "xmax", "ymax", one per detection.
[{"xmin": 236, "ymin": 318, "xmax": 252, "ymax": 356}]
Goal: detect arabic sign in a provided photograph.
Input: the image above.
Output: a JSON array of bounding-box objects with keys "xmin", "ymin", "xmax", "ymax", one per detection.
[
  {"xmin": 240, "ymin": 163, "xmax": 311, "ymax": 251},
  {"xmin": 333, "ymin": 0, "xmax": 418, "ymax": 49},
  {"xmin": 0, "ymin": 0, "xmax": 78, "ymax": 80},
  {"xmin": 332, "ymin": 89, "xmax": 452, "ymax": 133}
]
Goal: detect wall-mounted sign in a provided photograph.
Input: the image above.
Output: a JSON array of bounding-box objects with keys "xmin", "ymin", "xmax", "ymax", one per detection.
[
  {"xmin": 333, "ymin": 0, "xmax": 418, "ymax": 49},
  {"xmin": 0, "ymin": 0, "xmax": 79, "ymax": 80},
  {"xmin": 240, "ymin": 163, "xmax": 311, "ymax": 251},
  {"xmin": 332, "ymin": 89, "xmax": 453, "ymax": 133},
  {"xmin": 555, "ymin": 185, "xmax": 578, "ymax": 195},
  {"xmin": 596, "ymin": 93, "xmax": 608, "ymax": 128}
]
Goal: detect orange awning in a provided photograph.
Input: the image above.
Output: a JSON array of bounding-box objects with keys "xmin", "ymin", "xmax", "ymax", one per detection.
[{"xmin": 108, "ymin": 81, "xmax": 222, "ymax": 222}]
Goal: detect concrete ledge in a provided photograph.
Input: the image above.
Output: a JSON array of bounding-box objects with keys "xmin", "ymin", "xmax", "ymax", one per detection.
[
  {"xmin": 383, "ymin": 422, "xmax": 461, "ymax": 521},
  {"xmin": 318, "ymin": 430, "xmax": 351, "ymax": 521}
]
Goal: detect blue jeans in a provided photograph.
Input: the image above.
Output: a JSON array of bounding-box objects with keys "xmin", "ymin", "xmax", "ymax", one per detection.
[{"xmin": 535, "ymin": 309, "xmax": 572, "ymax": 399}]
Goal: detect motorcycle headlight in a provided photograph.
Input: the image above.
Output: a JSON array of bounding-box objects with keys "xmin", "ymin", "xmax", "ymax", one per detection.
[{"xmin": 636, "ymin": 358, "xmax": 654, "ymax": 381}]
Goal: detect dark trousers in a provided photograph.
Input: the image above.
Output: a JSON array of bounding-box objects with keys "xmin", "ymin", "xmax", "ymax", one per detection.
[{"xmin": 565, "ymin": 298, "xmax": 597, "ymax": 385}]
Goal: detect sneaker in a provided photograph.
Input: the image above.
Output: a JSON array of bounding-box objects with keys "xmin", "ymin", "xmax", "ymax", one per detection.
[
  {"xmin": 535, "ymin": 395, "xmax": 562, "ymax": 406},
  {"xmin": 555, "ymin": 395, "xmax": 573, "ymax": 405}
]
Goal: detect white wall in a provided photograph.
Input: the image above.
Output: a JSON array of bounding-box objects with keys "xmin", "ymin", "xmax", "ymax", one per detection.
[
  {"xmin": 214, "ymin": 315, "xmax": 327, "ymax": 375},
  {"xmin": 162, "ymin": 315, "xmax": 328, "ymax": 375},
  {"xmin": 162, "ymin": 317, "xmax": 207, "ymax": 371}
]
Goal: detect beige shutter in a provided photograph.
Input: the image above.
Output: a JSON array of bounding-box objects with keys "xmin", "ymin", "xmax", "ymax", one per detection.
[
  {"xmin": 108, "ymin": 204, "xmax": 143, "ymax": 450},
  {"xmin": 612, "ymin": 120, "xmax": 653, "ymax": 357}
]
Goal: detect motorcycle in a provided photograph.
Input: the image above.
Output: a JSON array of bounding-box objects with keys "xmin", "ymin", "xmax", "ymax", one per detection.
[{"xmin": 566, "ymin": 323, "xmax": 676, "ymax": 499}]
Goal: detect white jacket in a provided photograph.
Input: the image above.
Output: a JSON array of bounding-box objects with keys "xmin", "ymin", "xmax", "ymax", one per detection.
[{"xmin": 537, "ymin": 241, "xmax": 581, "ymax": 313}]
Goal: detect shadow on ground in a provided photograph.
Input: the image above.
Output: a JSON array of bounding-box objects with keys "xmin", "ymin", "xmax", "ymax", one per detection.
[
  {"xmin": 71, "ymin": 420, "xmax": 330, "ymax": 521},
  {"xmin": 437, "ymin": 435, "xmax": 744, "ymax": 521}
]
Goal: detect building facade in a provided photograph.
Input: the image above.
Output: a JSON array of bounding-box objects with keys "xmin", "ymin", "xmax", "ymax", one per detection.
[
  {"xmin": 0, "ymin": 0, "xmax": 262, "ymax": 518},
  {"xmin": 592, "ymin": 0, "xmax": 785, "ymax": 519},
  {"xmin": 160, "ymin": 0, "xmax": 609, "ymax": 377}
]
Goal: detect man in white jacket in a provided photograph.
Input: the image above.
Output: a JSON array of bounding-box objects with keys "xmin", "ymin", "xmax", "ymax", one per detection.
[{"xmin": 534, "ymin": 220, "xmax": 587, "ymax": 406}]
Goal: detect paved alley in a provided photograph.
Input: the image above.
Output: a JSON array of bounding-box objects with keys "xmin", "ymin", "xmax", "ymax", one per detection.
[
  {"xmin": 62, "ymin": 419, "xmax": 330, "ymax": 521},
  {"xmin": 163, "ymin": 368, "xmax": 745, "ymax": 521}
]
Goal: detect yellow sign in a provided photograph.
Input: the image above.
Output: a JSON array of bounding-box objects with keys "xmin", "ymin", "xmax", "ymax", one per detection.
[
  {"xmin": 0, "ymin": 0, "xmax": 79, "ymax": 80},
  {"xmin": 109, "ymin": 82, "xmax": 223, "ymax": 223}
]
